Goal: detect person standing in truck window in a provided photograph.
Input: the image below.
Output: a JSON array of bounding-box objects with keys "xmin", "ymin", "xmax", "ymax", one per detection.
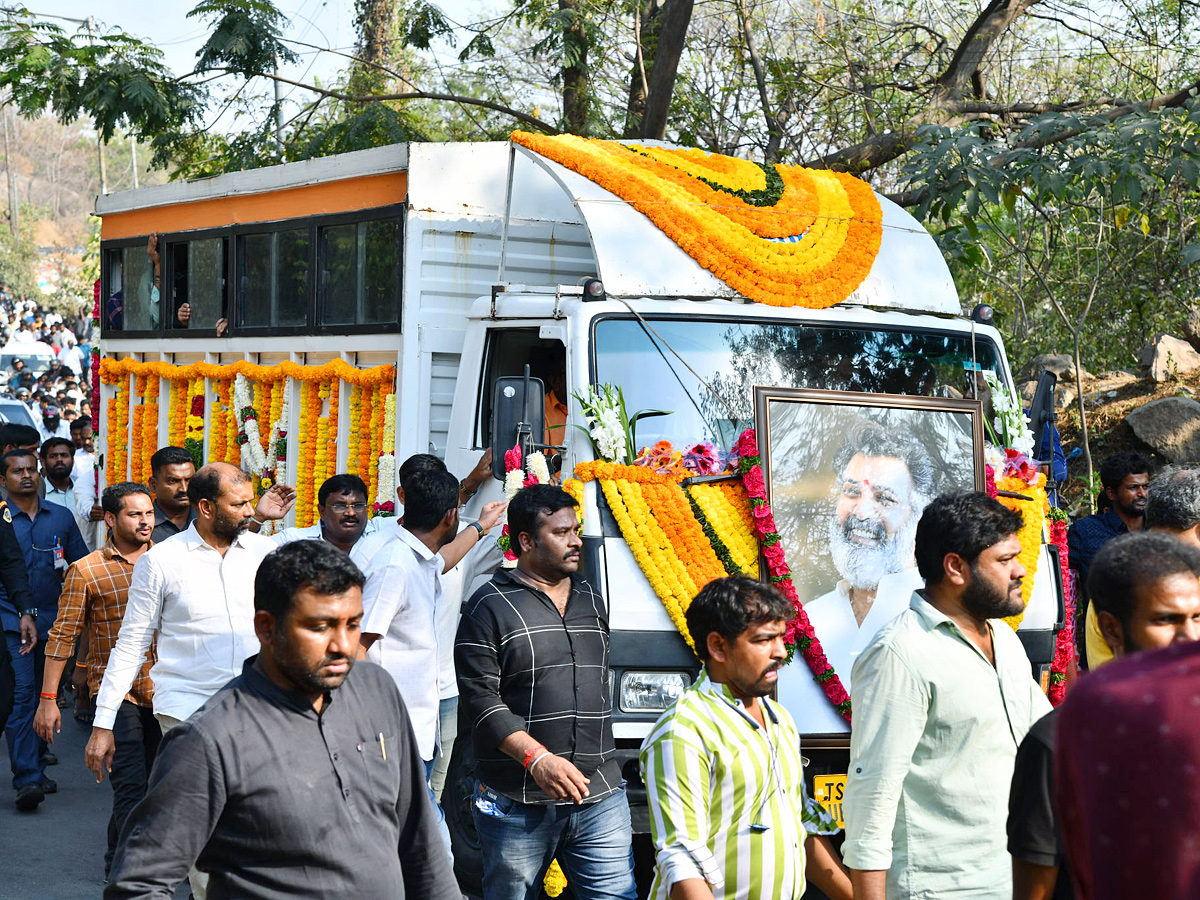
[
  {"xmin": 456, "ymin": 484, "xmax": 636, "ymax": 900},
  {"xmin": 641, "ymin": 576, "xmax": 851, "ymax": 900},
  {"xmin": 843, "ymin": 491, "xmax": 1050, "ymax": 900},
  {"xmin": 1009, "ymin": 531, "xmax": 1200, "ymax": 900}
]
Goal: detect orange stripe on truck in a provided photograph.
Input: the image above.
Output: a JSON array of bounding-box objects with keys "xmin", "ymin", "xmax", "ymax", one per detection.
[{"xmin": 99, "ymin": 172, "xmax": 408, "ymax": 240}]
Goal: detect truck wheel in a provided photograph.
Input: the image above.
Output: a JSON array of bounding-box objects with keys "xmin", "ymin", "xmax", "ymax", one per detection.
[{"xmin": 445, "ymin": 735, "xmax": 484, "ymax": 895}]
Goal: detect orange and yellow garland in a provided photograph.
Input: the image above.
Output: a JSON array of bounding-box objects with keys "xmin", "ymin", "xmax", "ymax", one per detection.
[
  {"xmin": 100, "ymin": 358, "xmax": 396, "ymax": 497},
  {"xmin": 511, "ymin": 132, "xmax": 883, "ymax": 309},
  {"xmin": 993, "ymin": 471, "xmax": 1050, "ymax": 632}
]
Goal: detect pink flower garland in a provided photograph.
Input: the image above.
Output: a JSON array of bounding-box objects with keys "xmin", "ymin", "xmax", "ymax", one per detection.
[
  {"xmin": 988, "ymin": 464, "xmax": 1076, "ymax": 705},
  {"xmin": 735, "ymin": 429, "xmax": 852, "ymax": 721},
  {"xmin": 1047, "ymin": 513, "xmax": 1076, "ymax": 705}
]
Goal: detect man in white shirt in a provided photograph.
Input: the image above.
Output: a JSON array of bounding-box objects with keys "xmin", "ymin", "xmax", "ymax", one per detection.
[
  {"xmin": 60, "ymin": 342, "xmax": 85, "ymax": 377},
  {"xmin": 36, "ymin": 405, "xmax": 71, "ymax": 444},
  {"xmin": 68, "ymin": 416, "xmax": 104, "ymax": 552},
  {"xmin": 84, "ymin": 463, "xmax": 284, "ymax": 900},
  {"xmin": 271, "ymin": 474, "xmax": 383, "ymax": 552}
]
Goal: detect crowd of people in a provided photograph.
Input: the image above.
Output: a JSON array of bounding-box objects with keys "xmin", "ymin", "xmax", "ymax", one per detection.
[{"xmin": 2, "ymin": 387, "xmax": 1200, "ymax": 900}]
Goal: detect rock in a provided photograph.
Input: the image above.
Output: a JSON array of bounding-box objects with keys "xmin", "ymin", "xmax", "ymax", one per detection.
[
  {"xmin": 1140, "ymin": 333, "xmax": 1200, "ymax": 383},
  {"xmin": 1021, "ymin": 377, "xmax": 1075, "ymax": 409},
  {"xmin": 1126, "ymin": 397, "xmax": 1200, "ymax": 462},
  {"xmin": 1018, "ymin": 353, "xmax": 1093, "ymax": 384},
  {"xmin": 1186, "ymin": 307, "xmax": 1200, "ymax": 351}
]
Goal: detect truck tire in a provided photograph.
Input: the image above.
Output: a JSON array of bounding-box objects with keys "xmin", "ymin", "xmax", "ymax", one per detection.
[{"xmin": 444, "ymin": 736, "xmax": 484, "ymax": 896}]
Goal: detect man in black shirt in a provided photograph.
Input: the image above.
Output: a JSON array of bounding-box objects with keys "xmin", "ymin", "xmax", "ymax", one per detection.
[
  {"xmin": 105, "ymin": 541, "xmax": 458, "ymax": 899},
  {"xmin": 456, "ymin": 484, "xmax": 636, "ymax": 900},
  {"xmin": 1009, "ymin": 532, "xmax": 1200, "ymax": 900}
]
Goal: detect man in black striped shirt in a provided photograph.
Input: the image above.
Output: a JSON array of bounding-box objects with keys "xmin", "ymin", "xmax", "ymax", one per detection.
[{"xmin": 456, "ymin": 484, "xmax": 635, "ymax": 900}]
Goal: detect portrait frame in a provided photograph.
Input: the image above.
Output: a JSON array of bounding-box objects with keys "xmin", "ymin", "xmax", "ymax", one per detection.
[{"xmin": 754, "ymin": 385, "xmax": 985, "ymax": 739}]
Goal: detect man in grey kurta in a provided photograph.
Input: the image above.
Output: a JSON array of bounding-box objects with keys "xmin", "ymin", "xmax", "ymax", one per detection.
[
  {"xmin": 842, "ymin": 491, "xmax": 1052, "ymax": 900},
  {"xmin": 104, "ymin": 541, "xmax": 459, "ymax": 900}
]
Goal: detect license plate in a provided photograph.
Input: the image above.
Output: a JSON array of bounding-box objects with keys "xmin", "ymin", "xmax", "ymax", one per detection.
[{"xmin": 812, "ymin": 774, "xmax": 846, "ymax": 829}]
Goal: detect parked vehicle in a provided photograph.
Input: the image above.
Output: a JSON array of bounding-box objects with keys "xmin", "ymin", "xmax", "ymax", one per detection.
[{"xmin": 96, "ymin": 141, "xmax": 1065, "ymax": 894}]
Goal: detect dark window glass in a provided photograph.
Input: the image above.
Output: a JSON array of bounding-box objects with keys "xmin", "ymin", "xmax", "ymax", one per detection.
[
  {"xmin": 237, "ymin": 229, "xmax": 309, "ymax": 328},
  {"xmin": 594, "ymin": 317, "xmax": 1002, "ymax": 448},
  {"xmin": 318, "ymin": 216, "xmax": 401, "ymax": 326},
  {"xmin": 168, "ymin": 238, "xmax": 225, "ymax": 330},
  {"xmin": 108, "ymin": 244, "xmax": 158, "ymax": 332}
]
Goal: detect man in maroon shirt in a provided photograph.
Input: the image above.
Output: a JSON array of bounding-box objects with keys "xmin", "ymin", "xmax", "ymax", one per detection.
[{"xmin": 1056, "ymin": 535, "xmax": 1200, "ymax": 900}]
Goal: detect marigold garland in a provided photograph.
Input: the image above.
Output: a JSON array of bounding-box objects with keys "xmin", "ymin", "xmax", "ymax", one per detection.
[
  {"xmin": 687, "ymin": 482, "xmax": 759, "ymax": 575},
  {"xmin": 543, "ymin": 860, "xmax": 567, "ymax": 897},
  {"xmin": 511, "ymin": 131, "xmax": 883, "ymax": 309},
  {"xmin": 991, "ymin": 469, "xmax": 1049, "ymax": 632},
  {"xmin": 99, "ymin": 356, "xmax": 395, "ymax": 387}
]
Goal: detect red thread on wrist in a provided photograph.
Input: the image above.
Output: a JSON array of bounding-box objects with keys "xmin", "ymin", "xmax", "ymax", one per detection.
[
  {"xmin": 38, "ymin": 692, "xmax": 57, "ymax": 700},
  {"xmin": 523, "ymin": 745, "xmax": 548, "ymax": 769}
]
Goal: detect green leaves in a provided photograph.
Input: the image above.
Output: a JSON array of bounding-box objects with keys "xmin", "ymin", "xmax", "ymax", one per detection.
[{"xmin": 189, "ymin": 0, "xmax": 298, "ymax": 77}]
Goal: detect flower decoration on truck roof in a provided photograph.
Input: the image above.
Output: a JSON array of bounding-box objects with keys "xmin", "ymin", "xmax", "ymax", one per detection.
[{"xmin": 510, "ymin": 131, "xmax": 883, "ymax": 309}]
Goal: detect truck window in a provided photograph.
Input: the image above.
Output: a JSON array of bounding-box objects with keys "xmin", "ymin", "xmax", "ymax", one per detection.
[
  {"xmin": 104, "ymin": 243, "xmax": 159, "ymax": 332},
  {"xmin": 237, "ymin": 229, "xmax": 310, "ymax": 328},
  {"xmin": 318, "ymin": 216, "xmax": 402, "ymax": 327},
  {"xmin": 167, "ymin": 237, "xmax": 226, "ymax": 331},
  {"xmin": 477, "ymin": 329, "xmax": 566, "ymax": 448},
  {"xmin": 593, "ymin": 317, "xmax": 1002, "ymax": 450}
]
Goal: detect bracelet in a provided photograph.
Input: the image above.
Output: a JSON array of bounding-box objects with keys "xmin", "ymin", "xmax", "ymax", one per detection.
[
  {"xmin": 462, "ymin": 484, "xmax": 478, "ymax": 497},
  {"xmin": 38, "ymin": 692, "xmax": 57, "ymax": 701},
  {"xmin": 528, "ymin": 751, "xmax": 553, "ymax": 776},
  {"xmin": 75, "ymin": 661, "xmax": 88, "ymax": 669},
  {"xmin": 523, "ymin": 744, "xmax": 548, "ymax": 769}
]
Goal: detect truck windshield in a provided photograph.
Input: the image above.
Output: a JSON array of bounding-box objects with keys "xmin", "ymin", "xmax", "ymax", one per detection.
[{"xmin": 592, "ymin": 316, "xmax": 1002, "ymax": 450}]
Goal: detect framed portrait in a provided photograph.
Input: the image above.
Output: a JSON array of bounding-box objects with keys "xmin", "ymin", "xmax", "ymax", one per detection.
[{"xmin": 754, "ymin": 386, "xmax": 984, "ymax": 737}]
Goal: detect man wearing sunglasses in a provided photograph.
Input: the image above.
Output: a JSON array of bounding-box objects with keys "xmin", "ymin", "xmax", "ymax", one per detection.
[{"xmin": 271, "ymin": 475, "xmax": 382, "ymax": 554}]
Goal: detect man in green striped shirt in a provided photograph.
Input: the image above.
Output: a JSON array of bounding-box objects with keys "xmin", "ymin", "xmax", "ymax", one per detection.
[{"xmin": 640, "ymin": 576, "xmax": 851, "ymax": 900}]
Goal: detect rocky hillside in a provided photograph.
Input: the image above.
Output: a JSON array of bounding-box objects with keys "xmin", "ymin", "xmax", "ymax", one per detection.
[{"xmin": 1019, "ymin": 331, "xmax": 1200, "ymax": 511}]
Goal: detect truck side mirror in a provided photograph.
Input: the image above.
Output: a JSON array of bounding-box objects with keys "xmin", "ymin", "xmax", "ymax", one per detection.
[{"xmin": 491, "ymin": 374, "xmax": 546, "ymax": 479}]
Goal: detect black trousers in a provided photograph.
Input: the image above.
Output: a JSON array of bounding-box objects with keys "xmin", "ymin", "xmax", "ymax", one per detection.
[{"xmin": 106, "ymin": 700, "xmax": 162, "ymax": 875}]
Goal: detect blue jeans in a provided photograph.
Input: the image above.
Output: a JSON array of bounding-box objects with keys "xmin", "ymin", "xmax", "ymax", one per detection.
[
  {"xmin": 471, "ymin": 780, "xmax": 636, "ymax": 900},
  {"xmin": 4, "ymin": 632, "xmax": 46, "ymax": 790}
]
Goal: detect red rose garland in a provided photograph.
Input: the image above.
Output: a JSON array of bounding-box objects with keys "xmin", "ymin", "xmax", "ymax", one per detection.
[
  {"xmin": 1046, "ymin": 511, "xmax": 1075, "ymax": 705},
  {"xmin": 735, "ymin": 429, "xmax": 852, "ymax": 721}
]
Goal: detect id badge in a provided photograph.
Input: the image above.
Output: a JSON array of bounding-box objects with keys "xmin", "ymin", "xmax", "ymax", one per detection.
[{"xmin": 53, "ymin": 544, "xmax": 65, "ymax": 570}]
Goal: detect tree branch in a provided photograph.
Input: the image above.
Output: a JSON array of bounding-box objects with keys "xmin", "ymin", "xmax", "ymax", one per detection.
[
  {"xmin": 737, "ymin": 0, "xmax": 781, "ymax": 162},
  {"xmin": 247, "ymin": 72, "xmax": 560, "ymax": 134}
]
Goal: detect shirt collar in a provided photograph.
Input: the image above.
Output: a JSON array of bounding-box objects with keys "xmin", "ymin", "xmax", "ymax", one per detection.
[
  {"xmin": 394, "ymin": 525, "xmax": 438, "ymax": 562},
  {"xmin": 910, "ymin": 591, "xmax": 998, "ymax": 654},
  {"xmin": 103, "ymin": 538, "xmax": 152, "ymax": 564},
  {"xmin": 693, "ymin": 667, "xmax": 779, "ymax": 728},
  {"xmin": 154, "ymin": 502, "xmax": 197, "ymax": 529},
  {"xmin": 181, "ymin": 521, "xmax": 255, "ymax": 552},
  {"xmin": 242, "ymin": 656, "xmax": 327, "ymax": 717}
]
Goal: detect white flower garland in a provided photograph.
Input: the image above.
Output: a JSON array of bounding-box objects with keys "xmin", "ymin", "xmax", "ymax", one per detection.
[
  {"xmin": 233, "ymin": 374, "xmax": 268, "ymax": 475},
  {"xmin": 984, "ymin": 372, "xmax": 1035, "ymax": 457}
]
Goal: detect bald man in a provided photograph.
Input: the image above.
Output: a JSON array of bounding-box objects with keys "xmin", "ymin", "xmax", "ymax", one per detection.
[{"xmin": 85, "ymin": 463, "xmax": 284, "ymax": 900}]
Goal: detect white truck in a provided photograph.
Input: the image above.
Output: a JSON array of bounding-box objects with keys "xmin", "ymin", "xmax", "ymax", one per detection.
[{"xmin": 96, "ymin": 139, "xmax": 1065, "ymax": 893}]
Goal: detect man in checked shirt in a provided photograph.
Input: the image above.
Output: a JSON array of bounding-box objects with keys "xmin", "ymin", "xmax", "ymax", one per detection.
[{"xmin": 34, "ymin": 482, "xmax": 158, "ymax": 877}]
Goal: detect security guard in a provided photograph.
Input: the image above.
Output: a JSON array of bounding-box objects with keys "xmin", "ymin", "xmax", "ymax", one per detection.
[{"xmin": 0, "ymin": 495, "xmax": 35, "ymax": 739}]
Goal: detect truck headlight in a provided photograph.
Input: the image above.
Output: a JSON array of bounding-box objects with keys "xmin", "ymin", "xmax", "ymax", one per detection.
[{"xmin": 619, "ymin": 671, "xmax": 688, "ymax": 713}]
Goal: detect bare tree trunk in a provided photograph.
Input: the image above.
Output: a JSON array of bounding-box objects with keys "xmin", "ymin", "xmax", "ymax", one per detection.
[
  {"xmin": 1072, "ymin": 328, "xmax": 1094, "ymax": 511},
  {"xmin": 737, "ymin": 0, "xmax": 782, "ymax": 163},
  {"xmin": 623, "ymin": 1, "xmax": 657, "ymax": 138},
  {"xmin": 559, "ymin": 0, "xmax": 590, "ymax": 134},
  {"xmin": 639, "ymin": 0, "xmax": 695, "ymax": 139}
]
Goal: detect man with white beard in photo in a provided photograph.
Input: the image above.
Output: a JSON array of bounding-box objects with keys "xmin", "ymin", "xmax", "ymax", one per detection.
[{"xmin": 778, "ymin": 420, "xmax": 934, "ymax": 733}]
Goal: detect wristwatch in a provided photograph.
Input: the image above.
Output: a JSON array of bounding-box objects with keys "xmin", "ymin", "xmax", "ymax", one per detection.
[
  {"xmin": 468, "ymin": 521, "xmax": 485, "ymax": 539},
  {"xmin": 20, "ymin": 608, "xmax": 36, "ymax": 618}
]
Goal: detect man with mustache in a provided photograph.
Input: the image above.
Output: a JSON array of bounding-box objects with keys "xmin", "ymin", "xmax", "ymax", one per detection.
[
  {"xmin": 456, "ymin": 484, "xmax": 636, "ymax": 900},
  {"xmin": 86, "ymin": 463, "xmax": 279, "ymax": 900},
  {"xmin": 104, "ymin": 540, "xmax": 459, "ymax": 899},
  {"xmin": 780, "ymin": 420, "xmax": 934, "ymax": 734},
  {"xmin": 0, "ymin": 447, "xmax": 88, "ymax": 810},
  {"xmin": 358, "ymin": 467, "xmax": 463, "ymax": 856},
  {"xmin": 270, "ymin": 474, "xmax": 382, "ymax": 553},
  {"xmin": 34, "ymin": 482, "xmax": 159, "ymax": 874},
  {"xmin": 147, "ymin": 446, "xmax": 198, "ymax": 543},
  {"xmin": 641, "ymin": 576, "xmax": 851, "ymax": 900},
  {"xmin": 843, "ymin": 491, "xmax": 1050, "ymax": 900}
]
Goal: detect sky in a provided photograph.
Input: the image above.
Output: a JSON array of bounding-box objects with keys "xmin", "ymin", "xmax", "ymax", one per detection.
[{"xmin": 34, "ymin": 0, "xmax": 495, "ymax": 129}]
